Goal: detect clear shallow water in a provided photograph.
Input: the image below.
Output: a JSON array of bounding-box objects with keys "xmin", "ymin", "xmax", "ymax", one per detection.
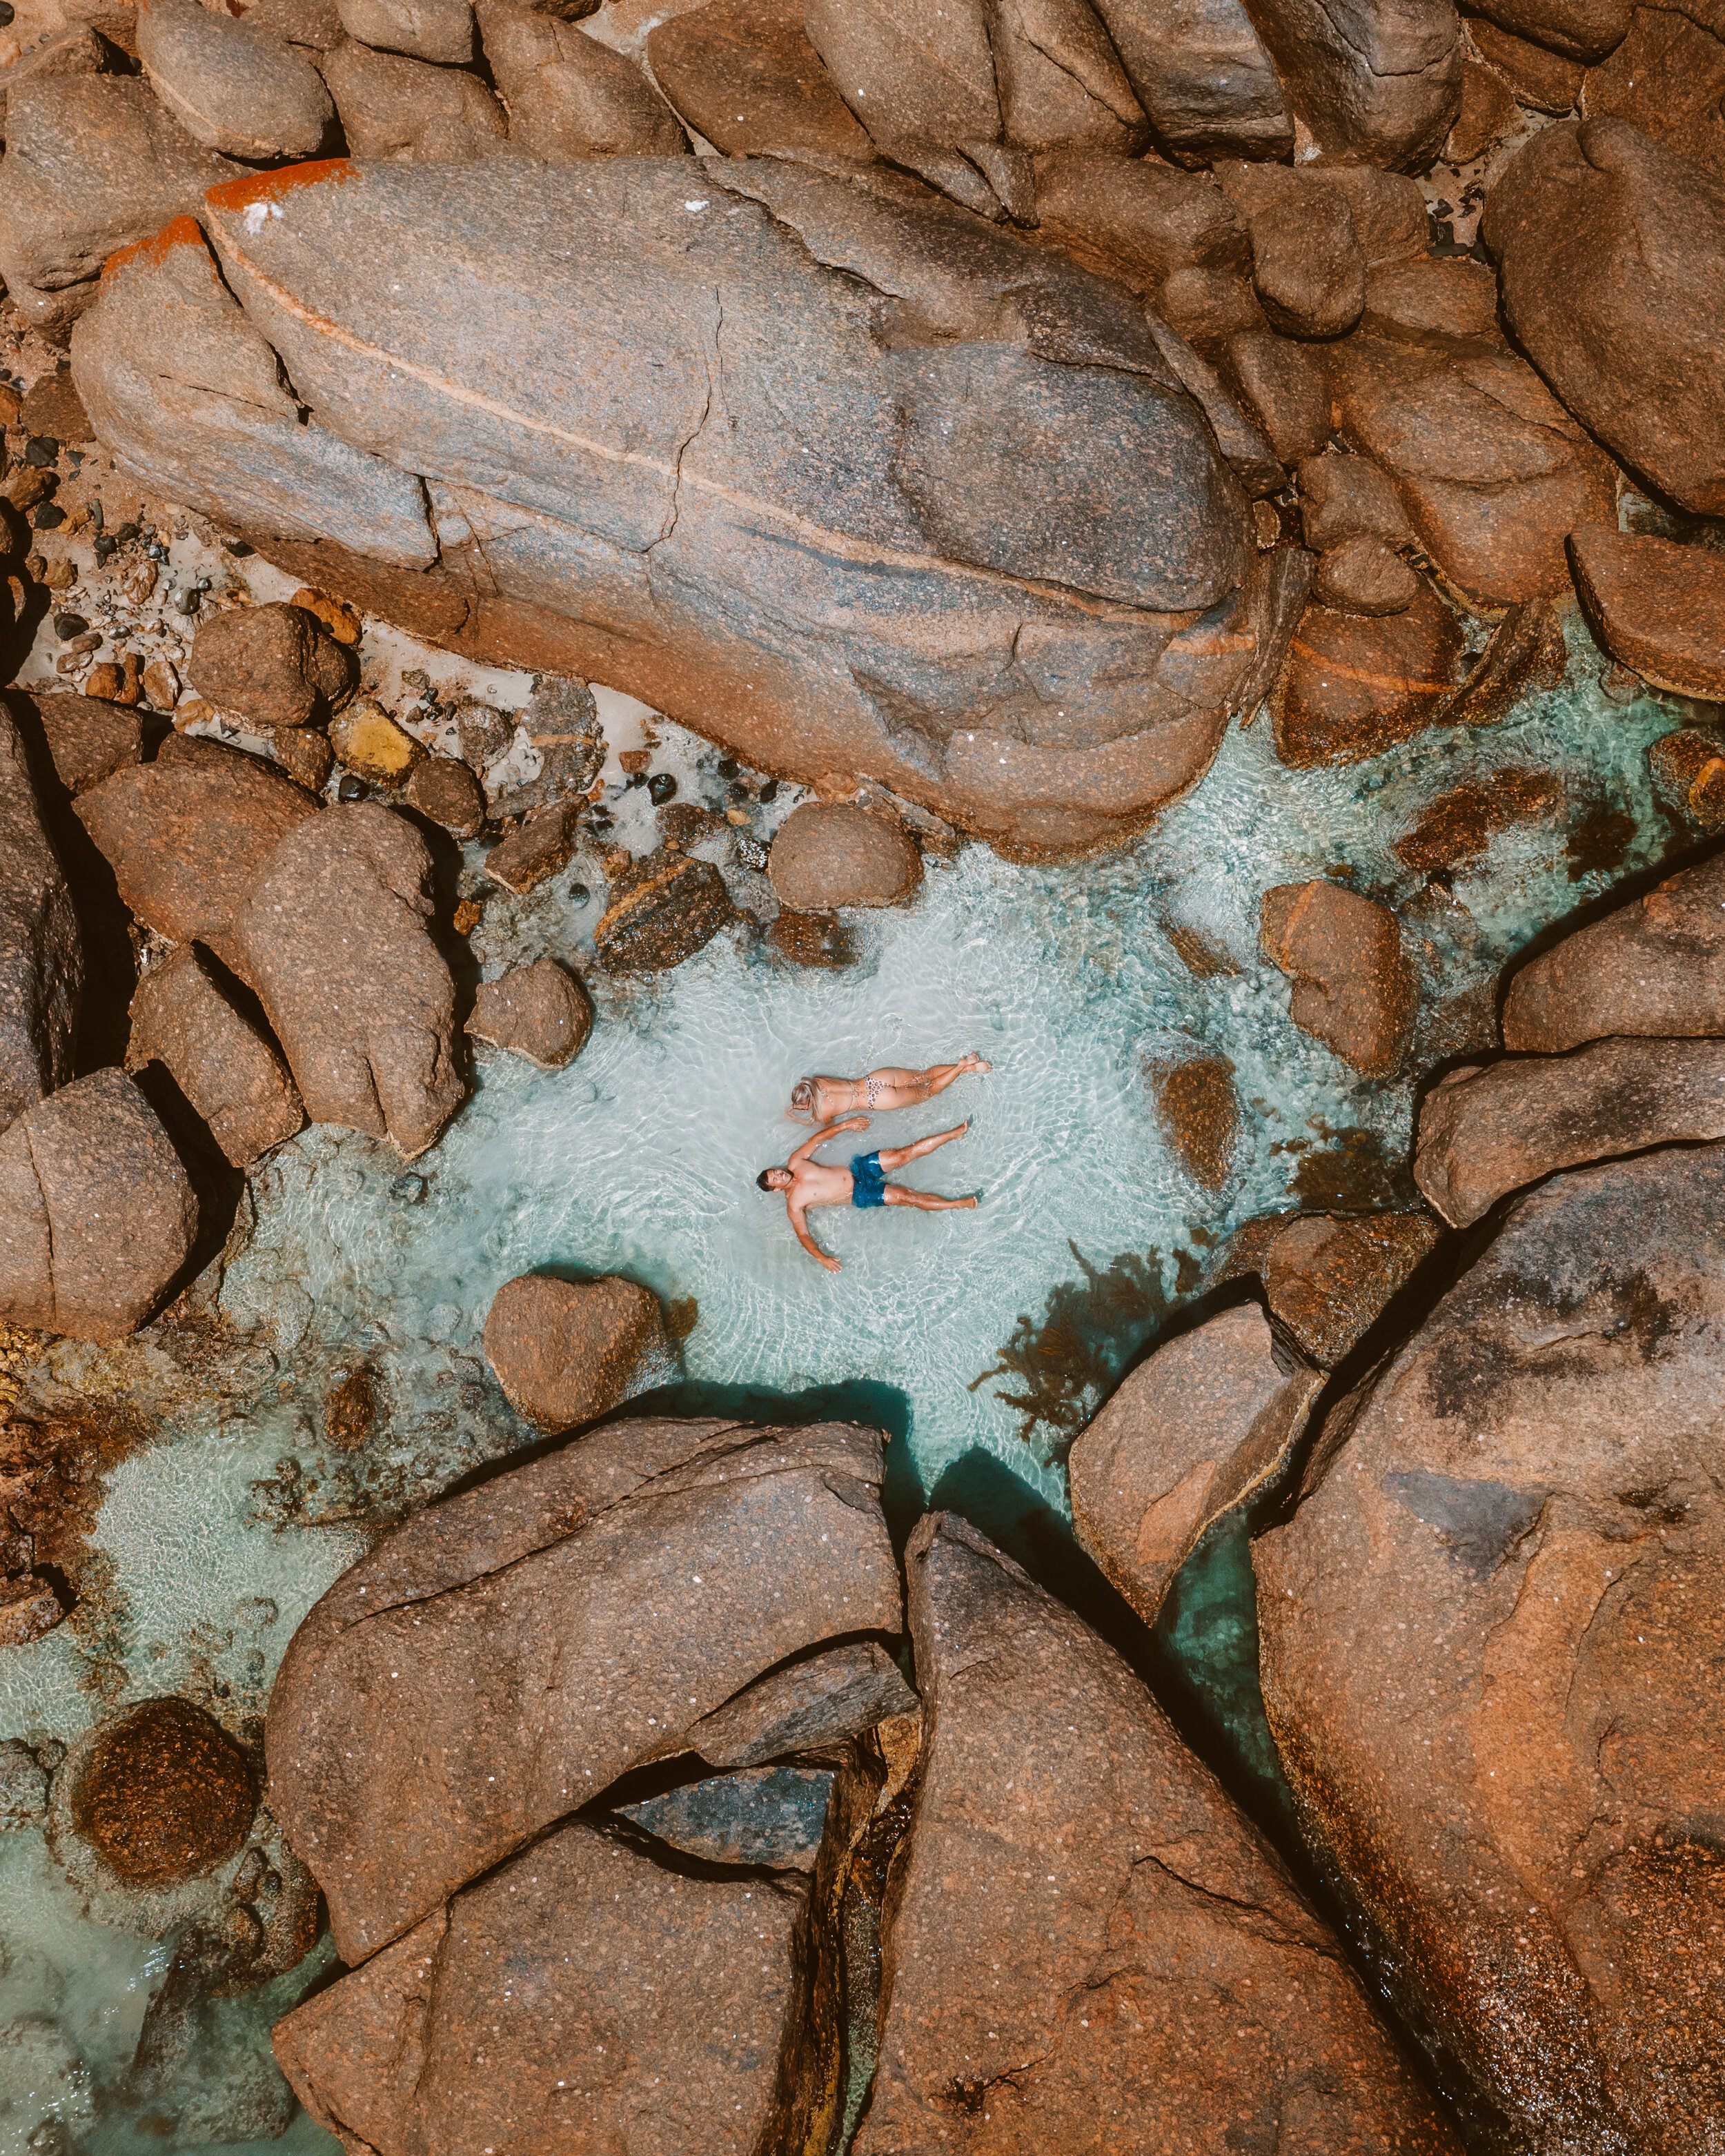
[{"xmin": 0, "ymin": 621, "xmax": 1691, "ymax": 2153}]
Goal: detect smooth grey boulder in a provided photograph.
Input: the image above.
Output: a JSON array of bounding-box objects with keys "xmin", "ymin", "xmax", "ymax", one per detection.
[
  {"xmin": 137, "ymin": 0, "xmax": 337, "ymax": 159},
  {"xmin": 72, "ymin": 153, "xmax": 1265, "ymax": 858},
  {"xmin": 336, "ymin": 0, "xmax": 473, "ymax": 60},
  {"xmin": 321, "ymin": 35, "xmax": 510, "ymax": 158},
  {"xmin": 479, "ymin": 2, "xmax": 689, "ymax": 157},
  {"xmin": 0, "ymin": 75, "xmax": 237, "ymax": 331},
  {"xmin": 0, "ymin": 711, "xmax": 83, "ymax": 1137},
  {"xmin": 1243, "ymin": 0, "xmax": 1462, "ymax": 169}
]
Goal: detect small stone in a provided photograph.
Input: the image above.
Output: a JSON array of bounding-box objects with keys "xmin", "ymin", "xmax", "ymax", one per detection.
[
  {"xmin": 404, "ymin": 753, "xmax": 486, "ymax": 836},
  {"xmin": 1361, "ymin": 256, "xmax": 1501, "ymax": 343},
  {"xmin": 65, "ymin": 1697, "xmax": 254, "ymax": 1885},
  {"xmin": 81, "ymin": 653, "xmax": 143, "ymax": 705},
  {"xmin": 594, "ymin": 850, "xmax": 730, "ymax": 972},
  {"xmin": 484, "ymin": 802, "xmax": 578, "ymax": 892},
  {"xmin": 0, "ymin": 1574, "xmax": 66, "ymax": 1648},
  {"xmin": 767, "ymin": 802, "xmax": 921, "ymax": 910},
  {"xmin": 483, "ymin": 1272, "xmax": 667, "ymax": 1431},
  {"xmin": 479, "ymin": 0, "xmax": 688, "ymax": 157},
  {"xmin": 19, "ymin": 366, "xmax": 92, "ymax": 446},
  {"xmin": 689, "ymin": 1638, "xmax": 918, "ymax": 1768},
  {"xmin": 619, "ymin": 1766, "xmax": 834, "ymax": 1872},
  {"xmin": 141, "ymin": 657, "xmax": 179, "ymax": 710},
  {"xmin": 329, "ymin": 697, "xmax": 420, "ymax": 786},
  {"xmin": 324, "ymin": 1364, "xmax": 375, "ymax": 1447},
  {"xmin": 1261, "ymin": 878, "xmax": 1417, "ymax": 1076},
  {"xmin": 451, "ymin": 897, "xmax": 483, "ymax": 935},
  {"xmin": 186, "ymin": 602, "xmax": 356, "ymax": 731},
  {"xmin": 288, "ymin": 586, "xmax": 361, "ymax": 643},
  {"xmin": 1312, "ymin": 533, "xmax": 1419, "ymax": 615},
  {"xmin": 1566, "ymin": 524, "xmax": 1725, "ymax": 701},
  {"xmin": 1435, "ymin": 595, "xmax": 1568, "ymax": 729},
  {"xmin": 465, "ymin": 958, "xmax": 592, "ymax": 1068},
  {"xmin": 766, "ymin": 909, "xmax": 853, "ymax": 968},
  {"xmin": 273, "ymin": 726, "xmax": 335, "ymax": 793},
  {"xmin": 125, "ymin": 945, "xmax": 304, "ymax": 1167},
  {"xmin": 617, "ymin": 749, "xmax": 651, "ymax": 775},
  {"xmin": 648, "ymin": 0, "xmax": 875, "ymax": 158}
]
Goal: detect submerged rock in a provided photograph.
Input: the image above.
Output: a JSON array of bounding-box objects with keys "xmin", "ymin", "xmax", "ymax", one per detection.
[
  {"xmin": 1148, "ymin": 1047, "xmax": 1238, "ymax": 1189},
  {"xmin": 595, "ymin": 849, "xmax": 731, "ymax": 972},
  {"xmin": 854, "ymin": 1512, "xmax": 1462, "ymax": 2154},
  {"xmin": 125, "ymin": 946, "xmax": 305, "ymax": 1169},
  {"xmin": 0, "ymin": 1575, "xmax": 67, "ymax": 1647},
  {"xmin": 0, "ymin": 708, "xmax": 83, "ymax": 1136},
  {"xmin": 482, "ymin": 1269, "xmax": 664, "ymax": 1428},
  {"xmin": 264, "ymin": 1415, "xmax": 902, "ymax": 1961},
  {"xmin": 1260, "ymin": 879, "xmax": 1417, "ymax": 1076},
  {"xmin": 1649, "ymin": 729, "xmax": 1725, "ymax": 832},
  {"xmin": 465, "ymin": 958, "xmax": 591, "ymax": 1069},
  {"xmin": 1255, "ymin": 1143, "xmax": 1725, "ymax": 2153},
  {"xmin": 1567, "ymin": 524, "xmax": 1725, "ymax": 701},
  {"xmin": 767, "ymin": 802, "xmax": 921, "ymax": 911},
  {"xmin": 64, "ymin": 1697, "xmax": 255, "ymax": 1886}
]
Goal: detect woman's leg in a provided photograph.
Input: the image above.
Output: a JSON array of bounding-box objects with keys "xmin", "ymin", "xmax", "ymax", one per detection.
[
  {"xmin": 921, "ymin": 1052, "xmax": 992, "ymax": 1098},
  {"xmin": 876, "ymin": 1121, "xmax": 969, "ymax": 1171},
  {"xmin": 883, "ymin": 1187, "xmax": 978, "ymax": 1210}
]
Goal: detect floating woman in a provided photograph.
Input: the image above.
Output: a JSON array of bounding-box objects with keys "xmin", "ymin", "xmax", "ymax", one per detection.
[{"xmin": 787, "ymin": 1054, "xmax": 991, "ymax": 1123}]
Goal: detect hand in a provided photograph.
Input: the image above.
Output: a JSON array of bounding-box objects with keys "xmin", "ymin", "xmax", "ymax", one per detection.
[
  {"xmin": 844, "ymin": 1115, "xmax": 870, "ymax": 1131},
  {"xmin": 822, "ymin": 1256, "xmax": 842, "ymax": 1274}
]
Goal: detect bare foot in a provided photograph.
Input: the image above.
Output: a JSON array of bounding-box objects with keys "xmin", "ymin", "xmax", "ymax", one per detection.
[
  {"xmin": 963, "ymin": 1053, "xmax": 992, "ymax": 1072},
  {"xmin": 963, "ymin": 1195, "xmax": 979, "ymax": 1207}
]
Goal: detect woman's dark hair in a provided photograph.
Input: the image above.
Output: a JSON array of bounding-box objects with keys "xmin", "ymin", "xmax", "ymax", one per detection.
[{"xmin": 756, "ymin": 1169, "xmax": 777, "ymax": 1191}]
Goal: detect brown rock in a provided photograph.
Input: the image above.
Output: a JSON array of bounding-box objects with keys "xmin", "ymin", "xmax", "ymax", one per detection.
[
  {"xmin": 1254, "ymin": 1142, "xmax": 1725, "ymax": 2155},
  {"xmin": 1261, "ymin": 878, "xmax": 1417, "ymax": 1076},
  {"xmin": 64, "ymin": 1697, "xmax": 254, "ymax": 1885},
  {"xmin": 289, "ymin": 586, "xmax": 362, "ymax": 643},
  {"xmin": 1432, "ymin": 592, "xmax": 1567, "ymax": 728},
  {"xmin": 465, "ymin": 958, "xmax": 592, "ymax": 1069},
  {"xmin": 185, "ymin": 602, "xmax": 356, "ymax": 733},
  {"xmin": 1312, "ymin": 533, "xmax": 1420, "ymax": 615},
  {"xmin": 1467, "ymin": 12, "xmax": 1585, "ymax": 108},
  {"xmin": 21, "ymin": 692, "xmax": 143, "ymax": 797},
  {"xmin": 1446, "ymin": 55, "xmax": 1517, "ymax": 158},
  {"xmin": 647, "ymin": 0, "xmax": 875, "ymax": 157},
  {"xmin": 1361, "ymin": 255, "xmax": 1501, "ymax": 343},
  {"xmin": 688, "ymin": 1637, "xmax": 918, "ymax": 1768},
  {"xmin": 1467, "ymin": 0, "xmax": 1630, "ymax": 59},
  {"xmin": 1484, "ymin": 117, "xmax": 1725, "ymax": 515},
  {"xmin": 236, "ymin": 804, "xmax": 464, "ymax": 1157},
  {"xmin": 1210, "ymin": 1207, "xmax": 1443, "ymax": 1364},
  {"xmin": 1567, "ymin": 524, "xmax": 1725, "ymax": 701},
  {"xmin": 271, "ymin": 725, "xmax": 335, "ymax": 793},
  {"xmin": 1394, "ymin": 764, "xmax": 1562, "ymax": 871},
  {"xmin": 1297, "ymin": 451, "xmax": 1416, "ymax": 551},
  {"xmin": 1502, "ymin": 847, "xmax": 1725, "ymax": 1049},
  {"xmin": 19, "ymin": 366, "xmax": 95, "ymax": 446},
  {"xmin": 264, "ymin": 1414, "xmax": 903, "ymax": 1961},
  {"xmin": 854, "ymin": 1512, "xmax": 1464, "ymax": 2156},
  {"xmin": 1071, "ymin": 1305, "xmax": 1323, "ymax": 1625},
  {"xmin": 802, "ymin": 0, "xmax": 1000, "ymax": 169},
  {"xmin": 483, "ymin": 1270, "xmax": 663, "ymax": 1428},
  {"xmin": 765, "ymin": 909, "xmax": 854, "ymax": 967},
  {"xmin": 321, "ymin": 34, "xmax": 510, "ymax": 158},
  {"xmin": 595, "ymin": 849, "xmax": 731, "ymax": 972},
  {"xmin": 1247, "ymin": 187, "xmax": 1366, "ymax": 339},
  {"xmin": 0, "ymin": 26, "xmax": 119, "ymax": 127},
  {"xmin": 480, "ymin": 1, "xmax": 688, "ymax": 156},
  {"xmin": 140, "ymin": 659, "xmax": 180, "ymax": 713},
  {"xmin": 1149, "ymin": 1049, "xmax": 1238, "ymax": 1189},
  {"xmin": 484, "ymin": 802, "xmax": 578, "ymax": 893},
  {"xmin": 1585, "ymin": 6, "xmax": 1725, "ymax": 181},
  {"xmin": 1223, "ymin": 330, "xmax": 1330, "ymax": 464},
  {"xmin": 1416, "ymin": 1034, "xmax": 1725, "ymax": 1226},
  {"xmin": 0, "ymin": 709, "xmax": 83, "ymax": 1134},
  {"xmin": 337, "ymin": 0, "xmax": 473, "ymax": 61},
  {"xmin": 0, "ymin": 1574, "xmax": 66, "ymax": 1647},
  {"xmin": 1649, "ymin": 728, "xmax": 1725, "ymax": 831},
  {"xmin": 980, "ymin": 0, "xmax": 1151, "ymax": 157},
  {"xmin": 125, "ymin": 946, "xmax": 304, "ymax": 1168},
  {"xmin": 81, "ymin": 655, "xmax": 143, "ymax": 706},
  {"xmin": 0, "ymin": 1068, "xmax": 197, "ymax": 1340},
  {"xmin": 404, "ymin": 753, "xmax": 486, "ymax": 835},
  {"xmin": 275, "ymin": 1816, "xmax": 818, "ymax": 2156},
  {"xmin": 767, "ymin": 803, "xmax": 920, "ymax": 910},
  {"xmin": 75, "ymin": 755, "xmax": 317, "ymax": 977},
  {"xmin": 1272, "ymin": 582, "xmax": 1466, "ymax": 764},
  {"xmin": 137, "ymin": 0, "xmax": 338, "ymax": 159}
]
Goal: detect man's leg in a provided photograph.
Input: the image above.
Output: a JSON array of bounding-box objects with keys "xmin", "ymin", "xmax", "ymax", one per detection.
[
  {"xmin": 883, "ymin": 1186, "xmax": 978, "ymax": 1210},
  {"xmin": 877, "ymin": 1121, "xmax": 969, "ymax": 1171}
]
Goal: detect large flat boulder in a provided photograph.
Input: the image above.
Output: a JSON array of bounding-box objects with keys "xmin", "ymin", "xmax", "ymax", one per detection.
[
  {"xmin": 235, "ymin": 804, "xmax": 464, "ymax": 1158},
  {"xmin": 75, "ymin": 153, "xmax": 1259, "ymax": 857},
  {"xmin": 854, "ymin": 1511, "xmax": 1462, "ymax": 2154},
  {"xmin": 0, "ymin": 1067, "xmax": 197, "ymax": 1340},
  {"xmin": 1484, "ymin": 117, "xmax": 1725, "ymax": 515},
  {"xmin": 264, "ymin": 1416, "xmax": 902, "ymax": 1962},
  {"xmin": 1255, "ymin": 1143, "xmax": 1725, "ymax": 2152},
  {"xmin": 0, "ymin": 710, "xmax": 82, "ymax": 1136}
]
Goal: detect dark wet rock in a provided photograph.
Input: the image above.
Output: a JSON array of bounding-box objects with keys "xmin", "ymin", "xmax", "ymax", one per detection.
[
  {"xmin": 0, "ymin": 1574, "xmax": 66, "ymax": 1646},
  {"xmin": 1246, "ymin": 186, "xmax": 1365, "ymax": 339},
  {"xmin": 1503, "ymin": 848, "xmax": 1725, "ymax": 1050},
  {"xmin": 1468, "ymin": 0, "xmax": 1630, "ymax": 59},
  {"xmin": 1312, "ymin": 533, "xmax": 1420, "ymax": 615},
  {"xmin": 1272, "ymin": 583, "xmax": 1465, "ymax": 765},
  {"xmin": 275, "ymin": 1815, "xmax": 819, "ymax": 2154},
  {"xmin": 19, "ymin": 366, "xmax": 95, "ymax": 447},
  {"xmin": 1567, "ymin": 524, "xmax": 1725, "ymax": 702},
  {"xmin": 1649, "ymin": 728, "xmax": 1725, "ymax": 831},
  {"xmin": 483, "ymin": 1270, "xmax": 664, "ymax": 1428},
  {"xmin": 338, "ymin": 0, "xmax": 473, "ymax": 60},
  {"xmin": 1071, "ymin": 1305, "xmax": 1323, "ymax": 1625},
  {"xmin": 465, "ymin": 957, "xmax": 591, "ymax": 1069},
  {"xmin": 1327, "ymin": 333, "xmax": 1617, "ymax": 603},
  {"xmin": 621, "ymin": 1764, "xmax": 835, "ymax": 1870},
  {"xmin": 1416, "ymin": 1034, "xmax": 1725, "ymax": 1226},
  {"xmin": 1485, "ymin": 117, "xmax": 1725, "ymax": 515},
  {"xmin": 985, "ymin": 0, "xmax": 1150, "ymax": 157},
  {"xmin": 264, "ymin": 1415, "xmax": 902, "ymax": 1961},
  {"xmin": 1261, "ymin": 878, "xmax": 1417, "ymax": 1076},
  {"xmin": 595, "ymin": 849, "xmax": 731, "ymax": 972},
  {"xmin": 1446, "ymin": 54, "xmax": 1517, "ymax": 159},
  {"xmin": 0, "ymin": 709, "xmax": 83, "ymax": 1136},
  {"xmin": 765, "ymin": 908, "xmax": 854, "ymax": 967},
  {"xmin": 1224, "ymin": 330, "xmax": 1330, "ymax": 464},
  {"xmin": 404, "ymin": 752, "xmax": 486, "ymax": 836},
  {"xmin": 1255, "ymin": 1142, "xmax": 1725, "ymax": 2155},
  {"xmin": 64, "ymin": 1697, "xmax": 254, "ymax": 1886},
  {"xmin": 1241, "ymin": 0, "xmax": 1462, "ymax": 168},
  {"xmin": 237, "ymin": 804, "xmax": 464, "ymax": 1158},
  {"xmin": 484, "ymin": 801, "xmax": 578, "ymax": 892},
  {"xmin": 1297, "ymin": 451, "xmax": 1417, "ymax": 553},
  {"xmin": 648, "ymin": 0, "xmax": 875, "ymax": 157},
  {"xmin": 1394, "ymin": 764, "xmax": 1562, "ymax": 872},
  {"xmin": 1585, "ymin": 6, "xmax": 1725, "ymax": 181},
  {"xmin": 128, "ymin": 1921, "xmax": 299, "ymax": 2142},
  {"xmin": 1087, "ymin": 0, "xmax": 1287, "ymax": 163},
  {"xmin": 322, "ymin": 34, "xmax": 510, "ymax": 157},
  {"xmin": 856, "ymin": 1511, "xmax": 1463, "ymax": 2155},
  {"xmin": 0, "ymin": 1068, "xmax": 197, "ymax": 1340},
  {"xmin": 1210, "ymin": 1207, "xmax": 1442, "ymax": 1365},
  {"xmin": 0, "ymin": 74, "xmax": 237, "ymax": 331},
  {"xmin": 1435, "ymin": 593, "xmax": 1568, "ymax": 729},
  {"xmin": 768, "ymin": 802, "xmax": 920, "ymax": 911},
  {"xmin": 125, "ymin": 946, "xmax": 305, "ymax": 1169},
  {"xmin": 185, "ymin": 602, "xmax": 357, "ymax": 733},
  {"xmin": 0, "ymin": 1739, "xmax": 50, "ymax": 1823},
  {"xmin": 1148, "ymin": 1047, "xmax": 1237, "ymax": 1189},
  {"xmin": 1468, "ymin": 12, "xmax": 1586, "ymax": 106},
  {"xmin": 137, "ymin": 0, "xmax": 337, "ymax": 158},
  {"xmin": 481, "ymin": 0, "xmax": 687, "ymax": 155},
  {"xmin": 22, "ymin": 693, "xmax": 143, "ymax": 798},
  {"xmin": 76, "ymin": 754, "xmax": 317, "ymax": 977},
  {"xmin": 689, "ymin": 1637, "xmax": 918, "ymax": 1768}
]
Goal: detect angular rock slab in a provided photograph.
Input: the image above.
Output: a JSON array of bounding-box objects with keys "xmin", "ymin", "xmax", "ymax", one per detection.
[
  {"xmin": 1211, "ymin": 1207, "xmax": 1441, "ymax": 1365},
  {"xmin": 0, "ymin": 1068, "xmax": 196, "ymax": 1340},
  {"xmin": 137, "ymin": 0, "xmax": 337, "ymax": 159},
  {"xmin": 1070, "ymin": 1304, "xmax": 1323, "ymax": 1625},
  {"xmin": 236, "ymin": 804, "xmax": 464, "ymax": 1159},
  {"xmin": 83, "ymin": 153, "xmax": 1256, "ymax": 857},
  {"xmin": 1090, "ymin": 0, "xmax": 1288, "ymax": 162},
  {"xmin": 647, "ymin": 0, "xmax": 876, "ymax": 158},
  {"xmin": 0, "ymin": 709, "xmax": 83, "ymax": 1136},
  {"xmin": 1241, "ymin": 0, "xmax": 1462, "ymax": 169},
  {"xmin": 1486, "ymin": 117, "xmax": 1725, "ymax": 515},
  {"xmin": 124, "ymin": 945, "xmax": 304, "ymax": 1168},
  {"xmin": 1415, "ymin": 1034, "xmax": 1725, "ymax": 1226},
  {"xmin": 1255, "ymin": 1143, "xmax": 1725, "ymax": 2154},
  {"xmin": 1502, "ymin": 847, "xmax": 1725, "ymax": 1051},
  {"xmin": 478, "ymin": 0, "xmax": 688, "ymax": 156},
  {"xmin": 275, "ymin": 1819, "xmax": 816, "ymax": 2155},
  {"xmin": 854, "ymin": 1512, "xmax": 1463, "ymax": 2155},
  {"xmin": 264, "ymin": 1416, "xmax": 902, "ymax": 1961},
  {"xmin": 1567, "ymin": 523, "xmax": 1725, "ymax": 701}
]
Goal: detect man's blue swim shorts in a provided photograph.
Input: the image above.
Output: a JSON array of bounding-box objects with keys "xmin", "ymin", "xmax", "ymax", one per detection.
[{"xmin": 850, "ymin": 1152, "xmax": 887, "ymax": 1207}]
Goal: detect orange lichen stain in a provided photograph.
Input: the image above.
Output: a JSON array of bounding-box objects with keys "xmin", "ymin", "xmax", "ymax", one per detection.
[
  {"xmin": 101, "ymin": 214, "xmax": 206, "ymax": 281},
  {"xmin": 206, "ymin": 159, "xmax": 359, "ymax": 215}
]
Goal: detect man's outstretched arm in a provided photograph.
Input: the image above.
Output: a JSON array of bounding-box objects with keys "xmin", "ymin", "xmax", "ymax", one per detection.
[
  {"xmin": 788, "ymin": 1114, "xmax": 868, "ymax": 1167},
  {"xmin": 788, "ymin": 1204, "xmax": 841, "ymax": 1274}
]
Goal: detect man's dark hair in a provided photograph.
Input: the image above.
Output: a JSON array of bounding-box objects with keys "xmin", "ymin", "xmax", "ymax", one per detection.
[{"xmin": 756, "ymin": 1169, "xmax": 777, "ymax": 1191}]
